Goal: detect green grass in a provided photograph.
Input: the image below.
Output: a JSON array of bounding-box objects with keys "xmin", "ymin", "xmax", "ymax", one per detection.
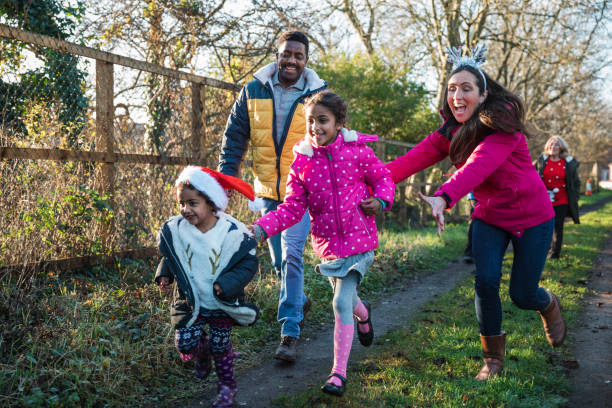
[
  {"xmin": 4, "ymin": 190, "xmax": 611, "ymax": 407},
  {"xmin": 578, "ymin": 188, "xmax": 612, "ymax": 207},
  {"xmin": 1, "ymin": 218, "xmax": 468, "ymax": 407},
  {"xmin": 273, "ymin": 201, "xmax": 612, "ymax": 408}
]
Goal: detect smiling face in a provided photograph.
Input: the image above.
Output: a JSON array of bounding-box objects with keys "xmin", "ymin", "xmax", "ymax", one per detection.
[
  {"xmin": 446, "ymin": 70, "xmax": 487, "ymax": 123},
  {"xmin": 176, "ymin": 186, "xmax": 217, "ymax": 233},
  {"xmin": 306, "ymin": 103, "xmax": 343, "ymax": 147},
  {"xmin": 276, "ymin": 40, "xmax": 308, "ymax": 87},
  {"xmin": 546, "ymin": 138, "xmax": 561, "ymax": 158}
]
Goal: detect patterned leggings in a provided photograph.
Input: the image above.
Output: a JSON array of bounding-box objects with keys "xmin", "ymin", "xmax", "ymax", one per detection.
[
  {"xmin": 174, "ymin": 309, "xmax": 234, "ymax": 355},
  {"xmin": 328, "ymin": 270, "xmax": 361, "ymax": 324}
]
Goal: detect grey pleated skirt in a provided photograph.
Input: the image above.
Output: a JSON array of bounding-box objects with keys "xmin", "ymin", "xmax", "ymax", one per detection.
[{"xmin": 315, "ymin": 250, "xmax": 374, "ymax": 282}]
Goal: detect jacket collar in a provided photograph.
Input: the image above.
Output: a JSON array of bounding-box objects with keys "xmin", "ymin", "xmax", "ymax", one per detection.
[
  {"xmin": 293, "ymin": 128, "xmax": 360, "ymax": 158},
  {"xmin": 253, "ymin": 62, "xmax": 326, "ymax": 92},
  {"xmin": 543, "ymin": 154, "xmax": 573, "ymax": 163}
]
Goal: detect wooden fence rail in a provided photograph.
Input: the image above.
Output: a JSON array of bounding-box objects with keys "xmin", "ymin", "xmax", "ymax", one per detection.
[
  {"xmin": 0, "ymin": 24, "xmax": 240, "ymax": 91},
  {"xmin": 0, "ymin": 24, "xmax": 432, "ymax": 274},
  {"xmin": 0, "ymin": 24, "xmax": 242, "ymax": 273}
]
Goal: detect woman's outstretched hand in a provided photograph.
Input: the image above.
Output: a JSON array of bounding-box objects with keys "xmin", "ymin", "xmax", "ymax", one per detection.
[{"xmin": 418, "ymin": 192, "xmax": 446, "ymax": 236}]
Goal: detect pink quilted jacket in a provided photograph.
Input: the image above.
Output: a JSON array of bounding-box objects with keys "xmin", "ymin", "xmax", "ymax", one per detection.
[
  {"xmin": 254, "ymin": 129, "xmax": 395, "ymax": 259},
  {"xmin": 386, "ymin": 125, "xmax": 554, "ymax": 236}
]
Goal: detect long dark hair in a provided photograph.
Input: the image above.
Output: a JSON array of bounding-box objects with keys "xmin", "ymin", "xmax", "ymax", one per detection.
[
  {"xmin": 303, "ymin": 90, "xmax": 347, "ymax": 126},
  {"xmin": 442, "ymin": 65, "xmax": 530, "ymax": 164}
]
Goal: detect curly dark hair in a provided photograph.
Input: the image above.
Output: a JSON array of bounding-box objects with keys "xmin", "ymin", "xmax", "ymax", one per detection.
[
  {"xmin": 303, "ymin": 90, "xmax": 347, "ymax": 125},
  {"xmin": 442, "ymin": 65, "xmax": 530, "ymax": 164},
  {"xmin": 279, "ymin": 30, "xmax": 309, "ymax": 56}
]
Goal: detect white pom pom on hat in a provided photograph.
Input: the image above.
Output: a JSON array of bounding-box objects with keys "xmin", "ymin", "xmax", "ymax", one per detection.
[
  {"xmin": 247, "ymin": 196, "xmax": 265, "ymax": 212},
  {"xmin": 176, "ymin": 166, "xmax": 257, "ymax": 212}
]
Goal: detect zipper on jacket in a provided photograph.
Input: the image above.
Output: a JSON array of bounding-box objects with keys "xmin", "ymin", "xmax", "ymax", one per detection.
[
  {"xmin": 326, "ymin": 150, "xmax": 345, "ymax": 250},
  {"xmin": 357, "ymin": 209, "xmax": 371, "ymax": 236},
  {"xmin": 160, "ymin": 225, "xmax": 195, "ymax": 309},
  {"xmin": 265, "ymin": 83, "xmax": 284, "ymax": 201},
  {"xmin": 273, "ymin": 84, "xmax": 327, "ymax": 200},
  {"xmin": 277, "ymin": 85, "xmax": 327, "ymax": 156}
]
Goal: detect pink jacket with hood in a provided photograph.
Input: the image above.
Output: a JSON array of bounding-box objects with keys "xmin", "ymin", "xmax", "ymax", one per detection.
[
  {"xmin": 386, "ymin": 124, "xmax": 553, "ymax": 236},
  {"xmin": 254, "ymin": 128, "xmax": 395, "ymax": 259}
]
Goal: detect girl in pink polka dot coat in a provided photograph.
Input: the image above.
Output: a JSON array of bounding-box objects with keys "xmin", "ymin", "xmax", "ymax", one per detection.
[{"xmin": 251, "ymin": 90, "xmax": 395, "ymax": 397}]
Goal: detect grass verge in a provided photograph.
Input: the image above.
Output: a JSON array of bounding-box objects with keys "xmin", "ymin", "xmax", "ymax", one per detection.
[
  {"xmin": 578, "ymin": 188, "xmax": 612, "ymax": 207},
  {"xmin": 1, "ymin": 219, "xmax": 467, "ymax": 407},
  {"xmin": 273, "ymin": 200, "xmax": 612, "ymax": 407}
]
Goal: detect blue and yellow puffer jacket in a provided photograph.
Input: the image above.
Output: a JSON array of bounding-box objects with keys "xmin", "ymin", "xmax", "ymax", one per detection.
[{"xmin": 218, "ymin": 62, "xmax": 327, "ymax": 201}]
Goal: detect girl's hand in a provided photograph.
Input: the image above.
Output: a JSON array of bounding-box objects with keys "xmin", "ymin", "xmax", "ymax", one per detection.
[
  {"xmin": 158, "ymin": 276, "xmax": 173, "ymax": 295},
  {"xmin": 360, "ymin": 197, "xmax": 381, "ymax": 215},
  {"xmin": 213, "ymin": 283, "xmax": 223, "ymax": 296},
  {"xmin": 250, "ymin": 224, "xmax": 267, "ymax": 242},
  {"xmin": 418, "ymin": 192, "xmax": 446, "ymax": 236}
]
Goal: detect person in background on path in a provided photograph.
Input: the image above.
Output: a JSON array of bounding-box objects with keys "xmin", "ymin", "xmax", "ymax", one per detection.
[
  {"xmin": 251, "ymin": 91, "xmax": 395, "ymax": 396},
  {"xmin": 535, "ymin": 136, "xmax": 580, "ymax": 259},
  {"xmin": 155, "ymin": 167, "xmax": 259, "ymax": 408},
  {"xmin": 386, "ymin": 44, "xmax": 566, "ymax": 381},
  {"xmin": 463, "ymin": 191, "xmax": 476, "ymax": 264},
  {"xmin": 218, "ymin": 30, "xmax": 327, "ymax": 362}
]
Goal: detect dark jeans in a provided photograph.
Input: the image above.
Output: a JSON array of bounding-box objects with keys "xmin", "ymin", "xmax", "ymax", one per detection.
[
  {"xmin": 464, "ymin": 203, "xmax": 475, "ymax": 256},
  {"xmin": 472, "ymin": 218, "xmax": 554, "ymax": 336},
  {"xmin": 550, "ymin": 204, "xmax": 568, "ymax": 258}
]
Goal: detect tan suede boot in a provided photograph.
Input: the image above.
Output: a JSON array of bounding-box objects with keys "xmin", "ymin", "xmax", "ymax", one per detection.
[
  {"xmin": 475, "ymin": 332, "xmax": 506, "ymax": 381},
  {"xmin": 538, "ymin": 290, "xmax": 566, "ymax": 347}
]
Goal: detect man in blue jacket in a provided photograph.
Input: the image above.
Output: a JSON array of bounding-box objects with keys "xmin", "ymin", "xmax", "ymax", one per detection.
[{"xmin": 218, "ymin": 30, "xmax": 327, "ymax": 362}]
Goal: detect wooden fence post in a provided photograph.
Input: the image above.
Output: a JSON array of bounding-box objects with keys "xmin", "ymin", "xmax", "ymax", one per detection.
[
  {"xmin": 417, "ymin": 171, "xmax": 426, "ymax": 225},
  {"xmin": 191, "ymin": 82, "xmax": 206, "ymax": 163},
  {"xmin": 591, "ymin": 162, "xmax": 600, "ymax": 193},
  {"xmin": 398, "ymin": 181, "xmax": 407, "ymax": 225},
  {"xmin": 96, "ymin": 60, "xmax": 115, "ymax": 250}
]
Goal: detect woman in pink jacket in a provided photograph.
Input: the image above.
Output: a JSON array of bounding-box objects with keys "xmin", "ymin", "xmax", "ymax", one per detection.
[
  {"xmin": 387, "ymin": 45, "xmax": 566, "ymax": 380},
  {"xmin": 252, "ymin": 90, "xmax": 395, "ymax": 396}
]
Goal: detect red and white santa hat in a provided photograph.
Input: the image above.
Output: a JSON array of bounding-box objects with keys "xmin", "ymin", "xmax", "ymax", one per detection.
[{"xmin": 175, "ymin": 166, "xmax": 263, "ymax": 212}]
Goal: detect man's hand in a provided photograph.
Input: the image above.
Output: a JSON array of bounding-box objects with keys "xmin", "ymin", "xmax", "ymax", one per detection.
[
  {"xmin": 360, "ymin": 197, "xmax": 381, "ymax": 215},
  {"xmin": 158, "ymin": 276, "xmax": 173, "ymax": 294},
  {"xmin": 213, "ymin": 283, "xmax": 223, "ymax": 296},
  {"xmin": 418, "ymin": 192, "xmax": 446, "ymax": 236}
]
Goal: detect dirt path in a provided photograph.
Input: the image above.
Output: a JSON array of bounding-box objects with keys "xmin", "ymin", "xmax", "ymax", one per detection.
[
  {"xmin": 578, "ymin": 193, "xmax": 612, "ymax": 216},
  {"xmin": 187, "ymin": 196, "xmax": 612, "ymax": 407},
  {"xmin": 189, "ymin": 259, "xmax": 475, "ymax": 407},
  {"xmin": 565, "ymin": 232, "xmax": 612, "ymax": 408}
]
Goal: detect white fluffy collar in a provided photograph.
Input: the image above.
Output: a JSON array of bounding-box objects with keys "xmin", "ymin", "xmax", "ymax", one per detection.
[
  {"xmin": 294, "ymin": 128, "xmax": 358, "ymax": 157},
  {"xmin": 253, "ymin": 62, "xmax": 326, "ymax": 92},
  {"xmin": 543, "ymin": 154, "xmax": 573, "ymax": 163}
]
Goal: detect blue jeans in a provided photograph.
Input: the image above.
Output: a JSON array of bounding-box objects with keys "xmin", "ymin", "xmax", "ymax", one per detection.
[
  {"xmin": 472, "ymin": 218, "xmax": 553, "ymax": 336},
  {"xmin": 261, "ymin": 198, "xmax": 310, "ymax": 339}
]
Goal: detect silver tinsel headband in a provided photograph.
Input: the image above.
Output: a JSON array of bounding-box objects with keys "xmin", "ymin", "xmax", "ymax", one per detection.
[{"xmin": 446, "ymin": 44, "xmax": 487, "ymax": 91}]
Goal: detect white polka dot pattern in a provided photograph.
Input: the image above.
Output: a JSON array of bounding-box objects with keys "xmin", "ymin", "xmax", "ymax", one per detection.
[{"xmin": 254, "ymin": 132, "xmax": 395, "ymax": 259}]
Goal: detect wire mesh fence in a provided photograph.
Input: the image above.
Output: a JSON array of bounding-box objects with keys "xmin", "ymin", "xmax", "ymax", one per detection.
[{"xmin": 0, "ymin": 23, "xmax": 469, "ymax": 273}]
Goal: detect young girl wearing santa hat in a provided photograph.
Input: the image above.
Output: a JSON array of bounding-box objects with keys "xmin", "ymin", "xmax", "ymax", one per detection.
[{"xmin": 155, "ymin": 166, "xmax": 259, "ymax": 408}]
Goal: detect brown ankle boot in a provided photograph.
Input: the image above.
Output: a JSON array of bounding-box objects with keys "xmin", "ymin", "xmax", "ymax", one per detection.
[
  {"xmin": 475, "ymin": 332, "xmax": 506, "ymax": 381},
  {"xmin": 538, "ymin": 291, "xmax": 566, "ymax": 347}
]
